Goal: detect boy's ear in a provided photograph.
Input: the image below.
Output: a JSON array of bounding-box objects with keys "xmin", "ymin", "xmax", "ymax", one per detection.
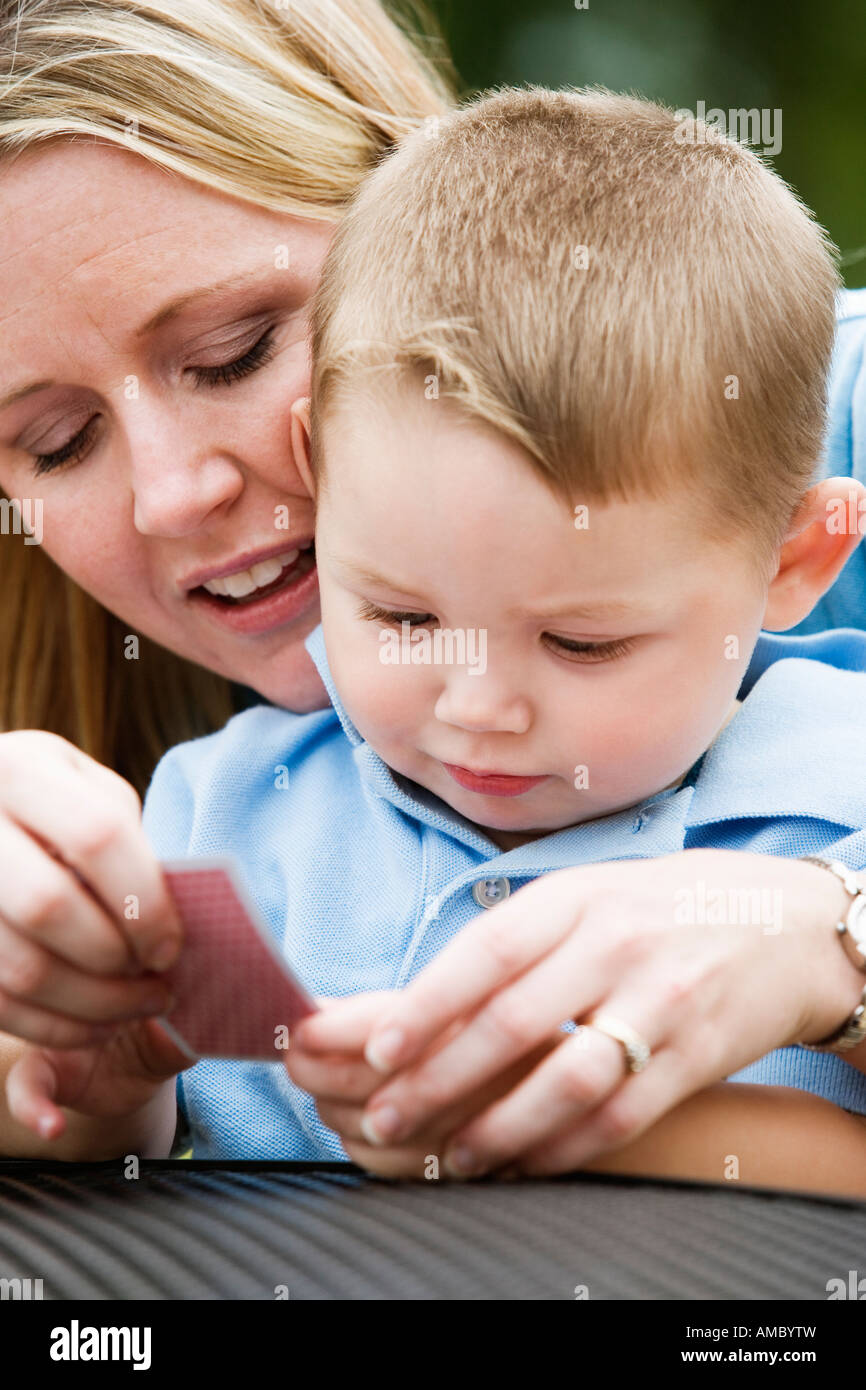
[
  {"xmin": 763, "ymin": 476, "xmax": 866, "ymax": 631},
  {"xmin": 290, "ymin": 397, "xmax": 317, "ymax": 501}
]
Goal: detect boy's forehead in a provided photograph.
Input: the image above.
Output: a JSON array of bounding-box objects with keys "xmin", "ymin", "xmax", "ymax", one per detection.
[
  {"xmin": 318, "ymin": 397, "xmax": 750, "ymax": 614},
  {"xmin": 318, "ymin": 389, "xmax": 719, "ymax": 554}
]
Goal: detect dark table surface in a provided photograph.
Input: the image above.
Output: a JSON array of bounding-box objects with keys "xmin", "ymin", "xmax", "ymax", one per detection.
[{"xmin": 1, "ymin": 1161, "xmax": 865, "ymax": 1299}]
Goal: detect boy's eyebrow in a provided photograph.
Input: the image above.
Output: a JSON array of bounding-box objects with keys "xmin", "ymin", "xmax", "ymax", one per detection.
[
  {"xmin": 333, "ymin": 559, "xmax": 426, "ymax": 598},
  {"xmin": 523, "ymin": 598, "xmax": 652, "ymax": 621},
  {"xmin": 334, "ymin": 559, "xmax": 651, "ymax": 620}
]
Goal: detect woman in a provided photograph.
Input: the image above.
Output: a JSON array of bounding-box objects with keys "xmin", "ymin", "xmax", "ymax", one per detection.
[{"xmin": 0, "ymin": 0, "xmax": 863, "ymax": 1183}]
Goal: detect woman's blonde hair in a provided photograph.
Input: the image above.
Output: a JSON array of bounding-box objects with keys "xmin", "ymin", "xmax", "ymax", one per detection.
[{"xmin": 0, "ymin": 0, "xmax": 455, "ymax": 791}]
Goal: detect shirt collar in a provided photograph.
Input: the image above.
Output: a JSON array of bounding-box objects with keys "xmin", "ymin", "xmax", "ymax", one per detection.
[{"xmin": 691, "ymin": 638, "xmax": 866, "ymax": 830}]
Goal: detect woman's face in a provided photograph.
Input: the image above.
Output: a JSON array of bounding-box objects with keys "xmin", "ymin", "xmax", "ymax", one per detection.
[{"xmin": 0, "ymin": 140, "xmax": 333, "ymax": 710}]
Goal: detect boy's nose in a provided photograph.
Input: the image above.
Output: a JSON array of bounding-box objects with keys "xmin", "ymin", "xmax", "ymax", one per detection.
[{"xmin": 434, "ymin": 673, "xmax": 532, "ymax": 735}]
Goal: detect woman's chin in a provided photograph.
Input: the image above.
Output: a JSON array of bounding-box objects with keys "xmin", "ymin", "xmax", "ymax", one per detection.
[{"xmin": 252, "ymin": 647, "xmax": 331, "ymax": 712}]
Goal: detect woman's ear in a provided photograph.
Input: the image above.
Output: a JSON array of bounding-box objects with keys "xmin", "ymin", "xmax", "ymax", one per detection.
[
  {"xmin": 763, "ymin": 476, "xmax": 866, "ymax": 631},
  {"xmin": 290, "ymin": 397, "xmax": 317, "ymax": 501}
]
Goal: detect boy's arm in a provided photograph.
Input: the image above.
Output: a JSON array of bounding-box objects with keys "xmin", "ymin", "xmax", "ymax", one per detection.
[{"xmin": 579, "ymin": 1081, "xmax": 866, "ymax": 1199}]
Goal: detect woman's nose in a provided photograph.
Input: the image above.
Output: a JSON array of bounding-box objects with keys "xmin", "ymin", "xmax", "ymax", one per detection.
[
  {"xmin": 131, "ymin": 450, "xmax": 245, "ymax": 538},
  {"xmin": 434, "ymin": 671, "xmax": 532, "ymax": 735}
]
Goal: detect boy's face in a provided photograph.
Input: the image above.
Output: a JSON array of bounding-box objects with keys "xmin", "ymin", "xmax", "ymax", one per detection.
[{"xmin": 314, "ymin": 383, "xmax": 770, "ymax": 847}]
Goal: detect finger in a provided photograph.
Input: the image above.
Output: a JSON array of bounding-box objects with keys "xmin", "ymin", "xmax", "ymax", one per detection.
[
  {"xmin": 0, "ymin": 989, "xmax": 120, "ymax": 1050},
  {"xmin": 340, "ymin": 1136, "xmax": 436, "ymax": 1180},
  {"xmin": 362, "ymin": 870, "xmax": 593, "ymax": 1074},
  {"xmin": 360, "ymin": 922, "xmax": 621, "ymax": 1140},
  {"xmin": 436, "ymin": 1026, "xmax": 636, "ymax": 1176},
  {"xmin": 5, "ymin": 1047, "xmax": 67, "ymax": 1139},
  {"xmin": 285, "ymin": 1047, "xmax": 382, "ymax": 1103},
  {"xmin": 512, "ymin": 1049, "xmax": 696, "ymax": 1177},
  {"xmin": 128, "ymin": 1018, "xmax": 199, "ymax": 1078},
  {"xmin": 360, "ymin": 1031, "xmax": 561, "ymax": 1149},
  {"xmin": 1, "ymin": 758, "xmax": 181, "ymax": 970},
  {"xmin": 0, "ymin": 824, "xmax": 136, "ymax": 975},
  {"xmin": 292, "ymin": 992, "xmax": 395, "ymax": 1054},
  {"xmin": 439, "ymin": 993, "xmax": 680, "ymax": 1177},
  {"xmin": 360, "ymin": 930, "xmax": 701, "ymax": 1146},
  {"xmin": 319, "ymin": 1089, "xmax": 480, "ymax": 1145},
  {"xmin": 315, "ymin": 1098, "xmax": 367, "ymax": 1140},
  {"xmin": 0, "ymin": 935, "xmax": 172, "ymax": 1033}
]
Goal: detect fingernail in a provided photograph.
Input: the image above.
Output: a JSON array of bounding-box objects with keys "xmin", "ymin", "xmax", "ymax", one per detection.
[
  {"xmin": 148, "ymin": 938, "xmax": 180, "ymax": 972},
  {"xmin": 37, "ymin": 1114, "xmax": 55, "ymax": 1138},
  {"xmin": 444, "ymin": 1145, "xmax": 483, "ymax": 1178},
  {"xmin": 365, "ymin": 1028, "xmax": 405, "ymax": 1074},
  {"xmin": 360, "ymin": 1105, "xmax": 402, "ymax": 1146}
]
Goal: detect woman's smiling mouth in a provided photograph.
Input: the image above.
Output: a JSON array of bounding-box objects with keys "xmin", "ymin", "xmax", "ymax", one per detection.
[{"xmin": 184, "ymin": 540, "xmax": 319, "ymax": 635}]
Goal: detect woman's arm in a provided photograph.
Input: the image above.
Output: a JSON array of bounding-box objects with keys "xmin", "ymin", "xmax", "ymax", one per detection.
[{"xmin": 580, "ymin": 1081, "xmax": 866, "ymax": 1199}]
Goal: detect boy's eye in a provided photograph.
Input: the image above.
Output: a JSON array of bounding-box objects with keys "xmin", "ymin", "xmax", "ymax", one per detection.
[
  {"xmin": 32, "ymin": 327, "xmax": 279, "ymax": 476},
  {"xmin": 543, "ymin": 634, "xmax": 634, "ymax": 663},
  {"xmin": 358, "ymin": 601, "xmax": 435, "ymax": 627}
]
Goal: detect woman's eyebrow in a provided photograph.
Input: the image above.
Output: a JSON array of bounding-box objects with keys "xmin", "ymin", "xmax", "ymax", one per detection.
[
  {"xmin": 134, "ymin": 266, "xmax": 273, "ymax": 338},
  {"xmin": 0, "ymin": 379, "xmax": 55, "ymax": 412},
  {"xmin": 0, "ymin": 268, "xmax": 283, "ymax": 409}
]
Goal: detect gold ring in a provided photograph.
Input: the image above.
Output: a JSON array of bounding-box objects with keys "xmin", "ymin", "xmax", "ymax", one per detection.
[{"xmin": 585, "ymin": 1012, "xmax": 652, "ymax": 1073}]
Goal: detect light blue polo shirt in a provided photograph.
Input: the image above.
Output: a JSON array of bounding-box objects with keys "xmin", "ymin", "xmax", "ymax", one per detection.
[
  {"xmin": 790, "ymin": 287, "xmax": 866, "ymax": 636},
  {"xmin": 142, "ymin": 625, "xmax": 866, "ymax": 1159}
]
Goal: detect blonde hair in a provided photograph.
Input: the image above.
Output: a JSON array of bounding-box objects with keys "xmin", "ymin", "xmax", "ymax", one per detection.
[
  {"xmin": 0, "ymin": 0, "xmax": 454, "ymax": 791},
  {"xmin": 312, "ymin": 86, "xmax": 841, "ymax": 576}
]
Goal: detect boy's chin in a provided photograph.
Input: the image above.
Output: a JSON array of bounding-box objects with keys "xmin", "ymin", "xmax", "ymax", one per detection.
[{"xmin": 444, "ymin": 789, "xmax": 585, "ymax": 836}]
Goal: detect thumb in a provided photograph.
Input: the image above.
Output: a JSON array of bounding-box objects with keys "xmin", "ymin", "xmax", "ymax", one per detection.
[
  {"xmin": 137, "ymin": 1018, "xmax": 199, "ymax": 1076},
  {"xmin": 6, "ymin": 1047, "xmax": 65, "ymax": 1140}
]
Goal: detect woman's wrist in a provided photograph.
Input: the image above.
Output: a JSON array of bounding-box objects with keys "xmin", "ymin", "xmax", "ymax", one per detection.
[{"xmin": 792, "ymin": 862, "xmax": 866, "ymax": 1046}]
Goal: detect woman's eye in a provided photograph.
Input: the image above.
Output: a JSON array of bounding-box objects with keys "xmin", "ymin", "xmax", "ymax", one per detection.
[
  {"xmin": 190, "ymin": 326, "xmax": 277, "ymax": 388},
  {"xmin": 33, "ymin": 416, "xmax": 100, "ymax": 477},
  {"xmin": 30, "ymin": 327, "xmax": 278, "ymax": 476},
  {"xmin": 543, "ymin": 634, "xmax": 634, "ymax": 663},
  {"xmin": 358, "ymin": 601, "xmax": 436, "ymax": 627}
]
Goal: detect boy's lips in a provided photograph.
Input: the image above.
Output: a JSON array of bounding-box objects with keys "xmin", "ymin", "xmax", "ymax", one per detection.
[{"xmin": 442, "ymin": 763, "xmax": 549, "ymax": 797}]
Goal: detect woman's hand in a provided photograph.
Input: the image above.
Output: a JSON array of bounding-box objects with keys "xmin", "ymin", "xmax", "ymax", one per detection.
[
  {"xmin": 3, "ymin": 1023, "xmax": 191, "ymax": 1152},
  {"xmin": 287, "ymin": 993, "xmax": 560, "ymax": 1177},
  {"xmin": 0, "ymin": 731, "xmax": 188, "ymax": 1145},
  {"xmin": 296, "ymin": 850, "xmax": 866, "ymax": 1178}
]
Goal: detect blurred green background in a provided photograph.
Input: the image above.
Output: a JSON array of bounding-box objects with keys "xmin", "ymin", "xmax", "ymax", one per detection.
[{"xmin": 426, "ymin": 0, "xmax": 866, "ymax": 287}]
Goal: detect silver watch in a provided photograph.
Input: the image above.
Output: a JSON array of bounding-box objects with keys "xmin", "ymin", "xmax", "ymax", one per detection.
[{"xmin": 798, "ymin": 857, "xmax": 866, "ymax": 1053}]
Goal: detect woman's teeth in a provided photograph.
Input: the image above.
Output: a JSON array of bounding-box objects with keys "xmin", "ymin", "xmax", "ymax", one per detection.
[{"xmin": 202, "ymin": 550, "xmax": 300, "ymax": 600}]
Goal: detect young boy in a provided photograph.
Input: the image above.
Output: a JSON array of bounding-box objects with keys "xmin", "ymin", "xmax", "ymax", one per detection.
[{"xmin": 142, "ymin": 87, "xmax": 866, "ymax": 1181}]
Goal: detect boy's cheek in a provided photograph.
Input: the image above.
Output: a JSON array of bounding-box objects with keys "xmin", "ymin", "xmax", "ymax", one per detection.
[{"xmin": 339, "ymin": 664, "xmax": 430, "ymax": 747}]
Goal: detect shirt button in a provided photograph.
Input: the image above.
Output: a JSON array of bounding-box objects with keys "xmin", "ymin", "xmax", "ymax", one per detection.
[{"xmin": 472, "ymin": 877, "xmax": 511, "ymax": 909}]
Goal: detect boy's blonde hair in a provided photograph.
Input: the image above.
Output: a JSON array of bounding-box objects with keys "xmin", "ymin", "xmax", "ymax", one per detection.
[
  {"xmin": 0, "ymin": 0, "xmax": 454, "ymax": 790},
  {"xmin": 312, "ymin": 86, "xmax": 841, "ymax": 573}
]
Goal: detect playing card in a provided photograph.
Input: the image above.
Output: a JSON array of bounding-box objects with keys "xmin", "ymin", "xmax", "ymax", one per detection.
[{"xmin": 156, "ymin": 858, "xmax": 317, "ymax": 1062}]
